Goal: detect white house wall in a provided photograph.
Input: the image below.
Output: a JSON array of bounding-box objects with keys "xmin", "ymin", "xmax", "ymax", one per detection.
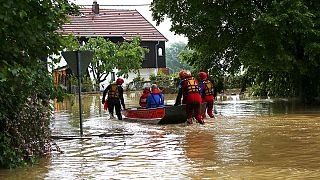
[
  {"xmin": 51, "ymin": 55, "xmax": 157, "ymax": 91},
  {"xmin": 98, "ymin": 68, "xmax": 157, "ymax": 91}
]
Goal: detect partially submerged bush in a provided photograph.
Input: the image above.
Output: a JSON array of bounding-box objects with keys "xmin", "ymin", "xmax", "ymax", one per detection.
[
  {"xmin": 0, "ymin": 61, "xmax": 53, "ymax": 168},
  {"xmin": 0, "ymin": 96, "xmax": 51, "ymax": 168},
  {"xmin": 0, "ymin": 0, "xmax": 78, "ymax": 168}
]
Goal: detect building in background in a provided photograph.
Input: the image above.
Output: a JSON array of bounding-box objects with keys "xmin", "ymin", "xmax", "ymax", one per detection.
[
  {"xmin": 59, "ymin": 1, "xmax": 168, "ymax": 90},
  {"xmin": 53, "ymin": 65, "xmax": 72, "ymax": 92}
]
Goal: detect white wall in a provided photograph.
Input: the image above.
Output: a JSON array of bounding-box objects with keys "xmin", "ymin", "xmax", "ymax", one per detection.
[
  {"xmin": 50, "ymin": 55, "xmax": 157, "ymax": 91},
  {"xmin": 98, "ymin": 68, "xmax": 157, "ymax": 91}
]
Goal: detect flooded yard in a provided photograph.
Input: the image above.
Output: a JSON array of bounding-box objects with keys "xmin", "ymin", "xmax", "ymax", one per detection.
[{"xmin": 1, "ymin": 92, "xmax": 320, "ymax": 179}]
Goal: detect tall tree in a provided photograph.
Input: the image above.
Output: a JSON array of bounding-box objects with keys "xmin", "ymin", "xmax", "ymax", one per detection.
[
  {"xmin": 83, "ymin": 37, "xmax": 118, "ymax": 90},
  {"xmin": 151, "ymin": 0, "xmax": 320, "ymax": 102}
]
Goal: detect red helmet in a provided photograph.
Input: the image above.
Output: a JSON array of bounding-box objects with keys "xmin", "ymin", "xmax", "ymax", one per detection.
[
  {"xmin": 184, "ymin": 70, "xmax": 192, "ymax": 77},
  {"xmin": 198, "ymin": 72, "xmax": 208, "ymax": 80},
  {"xmin": 178, "ymin": 71, "xmax": 185, "ymax": 79},
  {"xmin": 116, "ymin": 78, "xmax": 124, "ymax": 85},
  {"xmin": 179, "ymin": 70, "xmax": 191, "ymax": 79}
]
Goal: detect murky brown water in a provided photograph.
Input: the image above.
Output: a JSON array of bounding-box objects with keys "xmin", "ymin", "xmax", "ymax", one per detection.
[{"xmin": 1, "ymin": 92, "xmax": 320, "ymax": 179}]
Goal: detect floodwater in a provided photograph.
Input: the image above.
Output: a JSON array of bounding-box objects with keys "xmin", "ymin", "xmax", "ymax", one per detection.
[{"xmin": 1, "ymin": 92, "xmax": 320, "ymax": 179}]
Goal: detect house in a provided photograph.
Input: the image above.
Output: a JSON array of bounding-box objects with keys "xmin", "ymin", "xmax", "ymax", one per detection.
[
  {"xmin": 59, "ymin": 1, "xmax": 168, "ymax": 90},
  {"xmin": 53, "ymin": 65, "xmax": 72, "ymax": 92},
  {"xmin": 53, "ymin": 65, "xmax": 93, "ymax": 93}
]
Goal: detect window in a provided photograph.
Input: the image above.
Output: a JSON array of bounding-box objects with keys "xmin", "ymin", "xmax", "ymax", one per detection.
[
  {"xmin": 111, "ymin": 72, "xmax": 115, "ymax": 82},
  {"xmin": 158, "ymin": 47, "xmax": 163, "ymax": 56},
  {"xmin": 81, "ymin": 41, "xmax": 86, "ymax": 47}
]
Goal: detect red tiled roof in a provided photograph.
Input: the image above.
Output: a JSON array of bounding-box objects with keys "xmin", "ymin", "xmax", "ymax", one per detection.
[{"xmin": 60, "ymin": 8, "xmax": 167, "ymax": 42}]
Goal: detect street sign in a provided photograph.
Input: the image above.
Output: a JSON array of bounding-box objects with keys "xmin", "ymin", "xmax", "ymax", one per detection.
[
  {"xmin": 62, "ymin": 51, "xmax": 94, "ymax": 77},
  {"xmin": 61, "ymin": 50, "xmax": 93, "ymax": 136}
]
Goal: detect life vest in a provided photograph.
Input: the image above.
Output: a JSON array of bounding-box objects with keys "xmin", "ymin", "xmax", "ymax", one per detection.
[
  {"xmin": 140, "ymin": 98, "xmax": 147, "ymax": 107},
  {"xmin": 139, "ymin": 93, "xmax": 149, "ymax": 107},
  {"xmin": 183, "ymin": 77, "xmax": 199, "ymax": 95},
  {"xmin": 203, "ymin": 80, "xmax": 214, "ymax": 96},
  {"xmin": 108, "ymin": 84, "xmax": 119, "ymax": 98}
]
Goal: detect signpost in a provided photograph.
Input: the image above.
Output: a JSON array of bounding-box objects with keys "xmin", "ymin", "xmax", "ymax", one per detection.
[{"xmin": 62, "ymin": 50, "xmax": 93, "ymax": 136}]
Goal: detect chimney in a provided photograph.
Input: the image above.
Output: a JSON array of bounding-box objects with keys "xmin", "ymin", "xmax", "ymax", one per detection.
[{"xmin": 92, "ymin": 0, "xmax": 99, "ymax": 15}]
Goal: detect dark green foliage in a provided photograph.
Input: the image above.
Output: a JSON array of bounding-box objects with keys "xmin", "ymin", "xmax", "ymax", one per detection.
[
  {"xmin": 151, "ymin": 0, "xmax": 320, "ymax": 102},
  {"xmin": 214, "ymin": 79, "xmax": 224, "ymax": 95},
  {"xmin": 0, "ymin": 0, "xmax": 78, "ymax": 168},
  {"xmin": 0, "ymin": 61, "xmax": 53, "ymax": 168},
  {"xmin": 149, "ymin": 72, "xmax": 179, "ymax": 93},
  {"xmin": 224, "ymin": 75, "xmax": 243, "ymax": 90}
]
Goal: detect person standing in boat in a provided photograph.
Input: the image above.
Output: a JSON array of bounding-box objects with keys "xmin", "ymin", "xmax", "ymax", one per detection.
[
  {"xmin": 198, "ymin": 72, "xmax": 215, "ymax": 119},
  {"xmin": 174, "ymin": 70, "xmax": 204, "ymax": 124},
  {"xmin": 146, "ymin": 84, "xmax": 164, "ymax": 108},
  {"xmin": 139, "ymin": 87, "xmax": 151, "ymax": 108},
  {"xmin": 101, "ymin": 78, "xmax": 126, "ymax": 120}
]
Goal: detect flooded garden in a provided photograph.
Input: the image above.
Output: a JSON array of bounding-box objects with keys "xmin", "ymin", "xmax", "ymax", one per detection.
[{"xmin": 1, "ymin": 92, "xmax": 320, "ymax": 179}]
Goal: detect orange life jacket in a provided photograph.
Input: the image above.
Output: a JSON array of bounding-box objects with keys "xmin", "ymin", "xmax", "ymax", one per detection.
[
  {"xmin": 108, "ymin": 84, "xmax": 119, "ymax": 98},
  {"xmin": 183, "ymin": 77, "xmax": 199, "ymax": 95},
  {"xmin": 203, "ymin": 80, "xmax": 214, "ymax": 96}
]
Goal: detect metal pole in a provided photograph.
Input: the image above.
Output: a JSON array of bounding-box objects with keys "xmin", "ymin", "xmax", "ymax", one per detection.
[
  {"xmin": 76, "ymin": 50, "xmax": 83, "ymax": 136},
  {"xmin": 155, "ymin": 41, "xmax": 160, "ymax": 75}
]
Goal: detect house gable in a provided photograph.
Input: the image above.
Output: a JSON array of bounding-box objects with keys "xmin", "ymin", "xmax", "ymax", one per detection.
[
  {"xmin": 60, "ymin": 8, "xmax": 167, "ymax": 42},
  {"xmin": 60, "ymin": 6, "xmax": 167, "ymax": 69}
]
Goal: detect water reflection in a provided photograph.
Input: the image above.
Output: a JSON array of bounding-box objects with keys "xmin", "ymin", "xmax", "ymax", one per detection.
[
  {"xmin": 1, "ymin": 93, "xmax": 320, "ymax": 179},
  {"xmin": 183, "ymin": 131, "xmax": 217, "ymax": 161}
]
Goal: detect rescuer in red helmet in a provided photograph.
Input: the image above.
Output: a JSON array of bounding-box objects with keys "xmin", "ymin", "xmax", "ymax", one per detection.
[
  {"xmin": 102, "ymin": 78, "xmax": 126, "ymax": 120},
  {"xmin": 174, "ymin": 70, "xmax": 204, "ymax": 124},
  {"xmin": 198, "ymin": 72, "xmax": 215, "ymax": 119}
]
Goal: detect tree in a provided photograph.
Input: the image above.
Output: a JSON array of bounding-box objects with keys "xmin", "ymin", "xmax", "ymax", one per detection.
[
  {"xmin": 151, "ymin": 0, "xmax": 320, "ymax": 102},
  {"xmin": 65, "ymin": 36, "xmax": 148, "ymax": 90},
  {"xmin": 0, "ymin": 0, "xmax": 78, "ymax": 168},
  {"xmin": 83, "ymin": 37, "xmax": 117, "ymax": 90},
  {"xmin": 166, "ymin": 42, "xmax": 192, "ymax": 73},
  {"xmin": 115, "ymin": 37, "xmax": 149, "ymax": 78}
]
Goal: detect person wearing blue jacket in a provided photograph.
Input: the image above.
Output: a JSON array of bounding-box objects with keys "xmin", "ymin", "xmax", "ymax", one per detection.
[{"xmin": 146, "ymin": 84, "xmax": 164, "ymax": 108}]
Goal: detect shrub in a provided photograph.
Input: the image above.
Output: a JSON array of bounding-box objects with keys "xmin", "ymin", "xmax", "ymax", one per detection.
[
  {"xmin": 0, "ymin": 62, "xmax": 53, "ymax": 168},
  {"xmin": 149, "ymin": 72, "xmax": 179, "ymax": 93}
]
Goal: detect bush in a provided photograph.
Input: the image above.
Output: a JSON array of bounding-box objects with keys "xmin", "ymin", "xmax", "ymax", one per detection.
[
  {"xmin": 0, "ymin": 62, "xmax": 53, "ymax": 168},
  {"xmin": 0, "ymin": 0, "xmax": 78, "ymax": 169},
  {"xmin": 149, "ymin": 72, "xmax": 179, "ymax": 93},
  {"xmin": 126, "ymin": 74, "xmax": 147, "ymax": 91}
]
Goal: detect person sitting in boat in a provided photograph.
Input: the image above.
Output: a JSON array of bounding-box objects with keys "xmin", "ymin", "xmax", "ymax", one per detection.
[
  {"xmin": 174, "ymin": 70, "xmax": 204, "ymax": 125},
  {"xmin": 101, "ymin": 78, "xmax": 126, "ymax": 120},
  {"xmin": 198, "ymin": 72, "xmax": 215, "ymax": 119},
  {"xmin": 139, "ymin": 87, "xmax": 151, "ymax": 108},
  {"xmin": 146, "ymin": 84, "xmax": 164, "ymax": 109}
]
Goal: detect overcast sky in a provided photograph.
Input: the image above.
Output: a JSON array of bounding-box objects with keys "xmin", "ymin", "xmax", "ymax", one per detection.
[{"xmin": 72, "ymin": 0, "xmax": 188, "ymax": 46}]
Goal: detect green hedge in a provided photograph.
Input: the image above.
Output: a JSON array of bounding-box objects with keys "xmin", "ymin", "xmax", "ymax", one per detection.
[{"xmin": 0, "ymin": 62, "xmax": 53, "ymax": 168}]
